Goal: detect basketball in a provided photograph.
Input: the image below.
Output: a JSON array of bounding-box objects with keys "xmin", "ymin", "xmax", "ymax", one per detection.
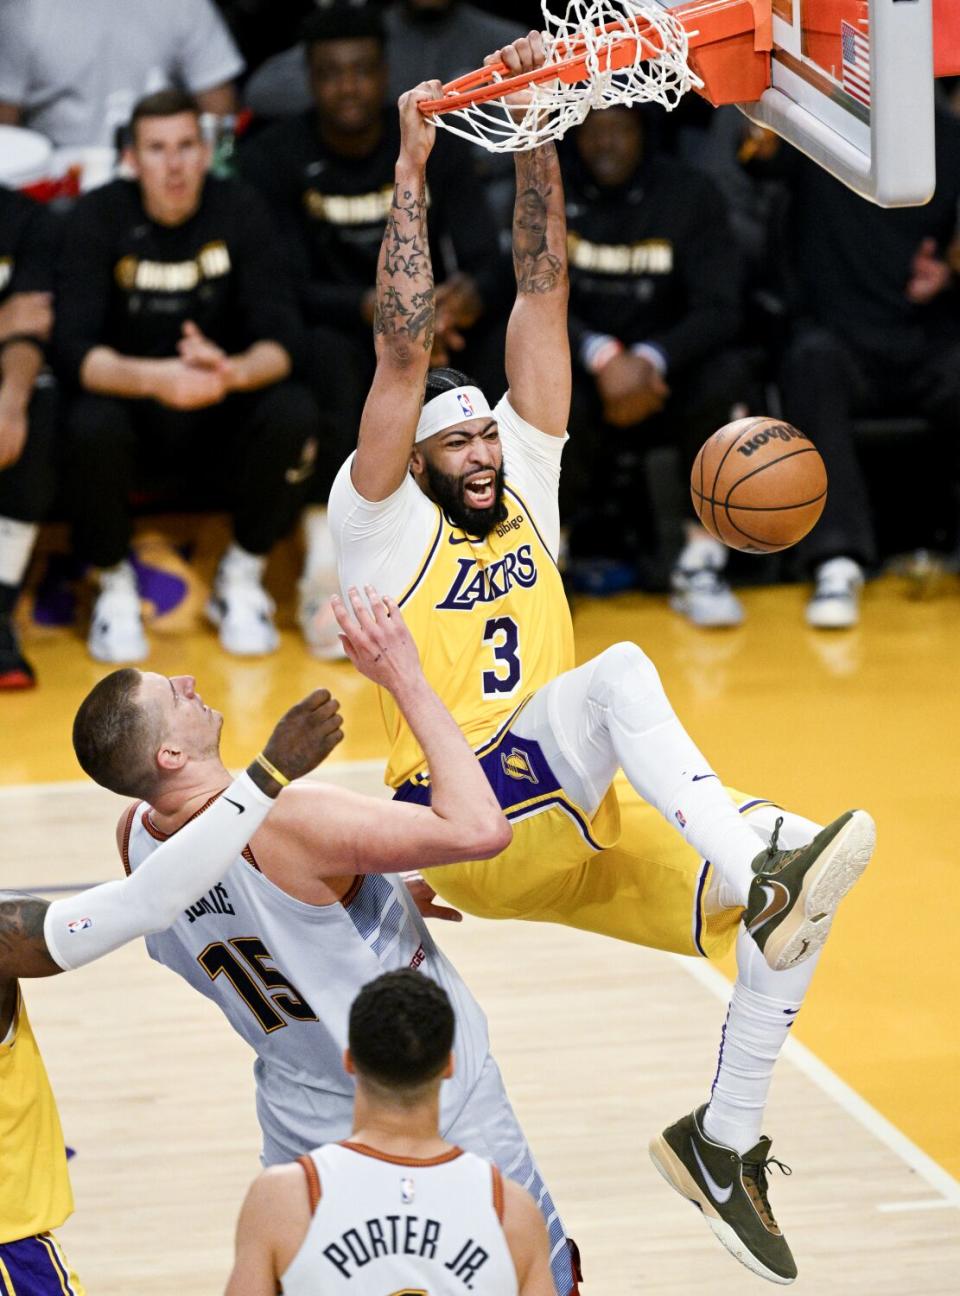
[{"xmin": 690, "ymin": 417, "xmax": 827, "ymax": 554}]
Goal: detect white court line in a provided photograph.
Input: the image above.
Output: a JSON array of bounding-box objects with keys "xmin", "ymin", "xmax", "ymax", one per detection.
[
  {"xmin": 677, "ymin": 955, "xmax": 960, "ymax": 1209},
  {"xmin": 877, "ymin": 1199, "xmax": 960, "ymax": 1213}
]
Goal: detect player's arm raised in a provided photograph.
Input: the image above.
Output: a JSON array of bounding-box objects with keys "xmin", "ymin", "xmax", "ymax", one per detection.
[
  {"xmin": 498, "ymin": 32, "xmax": 570, "ymax": 439},
  {"xmin": 0, "ymin": 691, "xmax": 343, "ymax": 1029},
  {"xmin": 351, "ymin": 83, "xmax": 442, "ymax": 502},
  {"xmin": 265, "ymin": 588, "xmax": 511, "ymax": 873}
]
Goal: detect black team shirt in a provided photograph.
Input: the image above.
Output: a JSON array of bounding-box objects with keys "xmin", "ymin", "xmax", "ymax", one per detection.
[
  {"xmin": 0, "ymin": 186, "xmax": 57, "ymax": 314},
  {"xmin": 55, "ymin": 177, "xmax": 304, "ymax": 385},
  {"xmin": 238, "ymin": 108, "xmax": 507, "ymax": 331},
  {"xmin": 562, "ymin": 149, "xmax": 743, "ymax": 376}
]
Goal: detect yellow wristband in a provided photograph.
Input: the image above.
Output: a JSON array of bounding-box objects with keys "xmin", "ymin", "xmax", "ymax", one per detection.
[{"xmin": 255, "ymin": 752, "xmax": 290, "ymax": 787}]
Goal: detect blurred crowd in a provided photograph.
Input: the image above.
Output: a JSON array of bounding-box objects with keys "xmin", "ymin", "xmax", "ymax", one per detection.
[{"xmin": 1, "ymin": 0, "xmax": 959, "ymax": 688}]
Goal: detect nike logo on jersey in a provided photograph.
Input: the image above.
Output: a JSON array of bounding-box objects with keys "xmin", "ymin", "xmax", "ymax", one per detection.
[
  {"xmin": 223, "ymin": 796, "xmax": 245, "ymax": 814},
  {"xmin": 448, "ymin": 532, "xmax": 480, "ymax": 545},
  {"xmin": 748, "ymin": 880, "xmax": 791, "ymax": 934},
  {"xmin": 436, "ymin": 545, "xmax": 538, "ymax": 610},
  {"xmin": 691, "ymin": 1141, "xmax": 734, "ymax": 1204},
  {"xmin": 691, "ymin": 773, "xmax": 718, "ymax": 782}
]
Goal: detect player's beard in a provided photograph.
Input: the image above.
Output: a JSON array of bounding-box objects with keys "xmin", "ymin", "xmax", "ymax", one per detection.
[{"xmin": 424, "ymin": 459, "xmax": 508, "ymax": 539}]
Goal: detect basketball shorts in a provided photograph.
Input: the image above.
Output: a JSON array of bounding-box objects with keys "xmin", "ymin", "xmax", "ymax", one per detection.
[
  {"xmin": 0, "ymin": 1233, "xmax": 85, "ymax": 1295},
  {"xmin": 398, "ymin": 724, "xmax": 776, "ymax": 960}
]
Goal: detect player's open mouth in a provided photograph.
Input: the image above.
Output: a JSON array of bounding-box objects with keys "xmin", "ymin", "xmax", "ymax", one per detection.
[{"xmin": 464, "ymin": 474, "xmax": 495, "ymax": 509}]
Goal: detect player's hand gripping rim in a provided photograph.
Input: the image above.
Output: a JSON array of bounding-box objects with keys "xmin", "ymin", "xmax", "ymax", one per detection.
[{"xmin": 331, "ymin": 586, "xmax": 421, "ymax": 691}]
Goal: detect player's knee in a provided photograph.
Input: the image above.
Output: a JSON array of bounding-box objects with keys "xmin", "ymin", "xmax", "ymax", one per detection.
[{"xmin": 593, "ymin": 641, "xmax": 668, "ymax": 709}]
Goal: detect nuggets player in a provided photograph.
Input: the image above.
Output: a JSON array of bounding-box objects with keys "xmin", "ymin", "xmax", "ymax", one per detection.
[
  {"xmin": 226, "ymin": 970, "xmax": 553, "ymax": 1296},
  {"xmin": 74, "ymin": 593, "xmax": 581, "ymax": 1296},
  {"xmin": 327, "ymin": 36, "xmax": 875, "ymax": 1285},
  {"xmin": 0, "ymin": 689, "xmax": 344, "ymax": 1295}
]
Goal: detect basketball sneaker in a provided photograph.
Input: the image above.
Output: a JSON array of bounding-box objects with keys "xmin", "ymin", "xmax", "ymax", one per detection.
[
  {"xmin": 649, "ymin": 1105, "xmax": 797, "ymax": 1285},
  {"xmin": 88, "ymin": 561, "xmax": 148, "ymax": 663},
  {"xmin": 206, "ymin": 546, "xmax": 279, "ymax": 656},
  {"xmin": 745, "ymin": 809, "xmax": 875, "ymax": 970},
  {"xmin": 0, "ymin": 615, "xmax": 35, "ymax": 689},
  {"xmin": 297, "ymin": 574, "xmax": 346, "ymax": 660},
  {"xmin": 805, "ymin": 557, "xmax": 863, "ymax": 628},
  {"xmin": 669, "ymin": 565, "xmax": 745, "ymax": 628}
]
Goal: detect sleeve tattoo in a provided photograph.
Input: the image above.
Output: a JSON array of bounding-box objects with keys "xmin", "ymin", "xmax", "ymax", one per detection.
[
  {"xmin": 0, "ymin": 893, "xmax": 60, "ymax": 978},
  {"xmin": 374, "ymin": 183, "xmax": 435, "ymax": 356},
  {"xmin": 513, "ymin": 146, "xmax": 564, "ymax": 295}
]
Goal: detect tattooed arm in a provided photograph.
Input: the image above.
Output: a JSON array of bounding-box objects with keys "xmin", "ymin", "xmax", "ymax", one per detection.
[
  {"xmin": 497, "ymin": 33, "xmax": 570, "ymax": 439},
  {"xmin": 0, "ymin": 893, "xmax": 61, "ymax": 1034},
  {"xmin": 351, "ymin": 82, "xmax": 442, "ymax": 503}
]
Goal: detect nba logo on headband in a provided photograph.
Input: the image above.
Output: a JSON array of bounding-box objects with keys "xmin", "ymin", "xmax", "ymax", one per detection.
[{"xmin": 457, "ymin": 392, "xmax": 475, "ymax": 417}]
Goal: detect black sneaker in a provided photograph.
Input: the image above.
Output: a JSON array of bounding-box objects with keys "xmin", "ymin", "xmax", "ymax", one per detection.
[
  {"xmin": 650, "ymin": 1105, "xmax": 797, "ymax": 1284},
  {"xmin": 745, "ymin": 809, "xmax": 875, "ymax": 971},
  {"xmin": 0, "ymin": 616, "xmax": 35, "ymax": 690}
]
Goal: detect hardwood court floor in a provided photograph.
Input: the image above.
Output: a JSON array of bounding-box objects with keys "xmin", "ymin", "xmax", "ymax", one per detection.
[{"xmin": 2, "ymin": 572, "xmax": 959, "ymax": 1291}]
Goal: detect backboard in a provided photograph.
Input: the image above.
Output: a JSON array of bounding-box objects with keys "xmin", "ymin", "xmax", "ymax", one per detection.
[{"xmin": 658, "ymin": 0, "xmax": 940, "ymax": 206}]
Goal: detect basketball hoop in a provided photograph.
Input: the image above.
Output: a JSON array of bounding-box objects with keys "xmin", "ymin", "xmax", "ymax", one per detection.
[{"xmin": 417, "ymin": 0, "xmax": 703, "ymax": 153}]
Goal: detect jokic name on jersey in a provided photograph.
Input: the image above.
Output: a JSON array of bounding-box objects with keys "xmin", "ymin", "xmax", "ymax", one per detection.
[{"xmin": 435, "ymin": 544, "xmax": 537, "ymax": 611}]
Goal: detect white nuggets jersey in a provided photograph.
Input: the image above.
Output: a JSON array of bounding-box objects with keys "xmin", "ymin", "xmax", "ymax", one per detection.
[
  {"xmin": 121, "ymin": 801, "xmax": 490, "ymax": 1163},
  {"xmin": 282, "ymin": 1142, "xmax": 517, "ymax": 1296}
]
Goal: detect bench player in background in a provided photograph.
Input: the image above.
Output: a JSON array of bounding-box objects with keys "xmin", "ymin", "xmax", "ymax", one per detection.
[
  {"xmin": 327, "ymin": 34, "xmax": 875, "ymax": 1286},
  {"xmin": 72, "ymin": 591, "xmax": 582, "ymax": 1296},
  {"xmin": 226, "ymin": 969, "xmax": 553, "ymax": 1296},
  {"xmin": 0, "ymin": 684, "xmax": 344, "ymax": 1294}
]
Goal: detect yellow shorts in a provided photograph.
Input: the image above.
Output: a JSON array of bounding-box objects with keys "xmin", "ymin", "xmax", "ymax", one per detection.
[{"xmin": 422, "ymin": 776, "xmax": 775, "ymax": 960}]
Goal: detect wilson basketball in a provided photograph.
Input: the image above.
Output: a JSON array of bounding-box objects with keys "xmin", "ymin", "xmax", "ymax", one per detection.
[{"xmin": 690, "ymin": 417, "xmax": 827, "ymax": 554}]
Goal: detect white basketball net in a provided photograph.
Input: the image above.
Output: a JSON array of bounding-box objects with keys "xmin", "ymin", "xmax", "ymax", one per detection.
[{"xmin": 429, "ymin": 0, "xmax": 702, "ymax": 153}]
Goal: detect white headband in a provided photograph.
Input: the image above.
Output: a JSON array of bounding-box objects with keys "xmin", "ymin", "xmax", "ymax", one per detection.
[{"xmin": 415, "ymin": 385, "xmax": 493, "ymax": 443}]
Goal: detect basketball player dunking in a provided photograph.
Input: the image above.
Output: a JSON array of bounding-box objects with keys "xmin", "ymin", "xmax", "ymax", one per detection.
[
  {"xmin": 326, "ymin": 34, "xmax": 876, "ymax": 1285},
  {"xmin": 73, "ymin": 592, "xmax": 582, "ymax": 1296},
  {"xmin": 226, "ymin": 969, "xmax": 553, "ymax": 1296},
  {"xmin": 0, "ymin": 686, "xmax": 344, "ymax": 1294}
]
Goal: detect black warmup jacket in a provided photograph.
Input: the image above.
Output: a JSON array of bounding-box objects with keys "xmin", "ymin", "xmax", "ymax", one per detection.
[
  {"xmin": 54, "ymin": 177, "xmax": 304, "ymax": 384},
  {"xmin": 562, "ymin": 149, "xmax": 744, "ymax": 375},
  {"xmin": 238, "ymin": 108, "xmax": 508, "ymax": 330},
  {"xmin": 0, "ymin": 186, "xmax": 58, "ymax": 319}
]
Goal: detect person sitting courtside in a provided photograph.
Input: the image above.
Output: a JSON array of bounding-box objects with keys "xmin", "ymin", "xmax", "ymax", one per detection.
[{"xmin": 54, "ymin": 89, "xmax": 320, "ymax": 663}]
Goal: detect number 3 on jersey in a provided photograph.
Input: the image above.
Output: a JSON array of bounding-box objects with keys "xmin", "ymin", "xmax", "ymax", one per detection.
[{"xmin": 482, "ymin": 616, "xmax": 520, "ymax": 697}]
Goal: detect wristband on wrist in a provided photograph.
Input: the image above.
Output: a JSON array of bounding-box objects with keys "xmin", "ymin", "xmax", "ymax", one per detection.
[
  {"xmin": 581, "ymin": 332, "xmax": 624, "ymax": 374},
  {"xmin": 255, "ymin": 752, "xmax": 290, "ymax": 787}
]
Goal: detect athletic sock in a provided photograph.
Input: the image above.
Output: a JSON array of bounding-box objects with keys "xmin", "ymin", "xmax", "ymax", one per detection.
[
  {"xmin": 704, "ymin": 924, "xmax": 820, "ymax": 1154},
  {"xmin": 608, "ymin": 706, "xmax": 760, "ymax": 908},
  {"xmin": 0, "ymin": 517, "xmax": 38, "ymax": 589}
]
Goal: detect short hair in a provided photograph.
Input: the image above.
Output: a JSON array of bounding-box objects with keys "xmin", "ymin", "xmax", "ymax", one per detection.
[
  {"xmin": 129, "ymin": 89, "xmax": 200, "ymax": 142},
  {"xmin": 302, "ymin": 0, "xmax": 386, "ymax": 49},
  {"xmin": 72, "ymin": 669, "xmax": 161, "ymax": 800},
  {"xmin": 423, "ymin": 366, "xmax": 480, "ymax": 407},
  {"xmin": 349, "ymin": 970, "xmax": 454, "ymax": 1090}
]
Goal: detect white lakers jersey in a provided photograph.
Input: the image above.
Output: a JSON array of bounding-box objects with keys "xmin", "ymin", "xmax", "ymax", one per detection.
[
  {"xmin": 282, "ymin": 1142, "xmax": 518, "ymax": 1296},
  {"xmin": 121, "ymin": 800, "xmax": 491, "ymax": 1163}
]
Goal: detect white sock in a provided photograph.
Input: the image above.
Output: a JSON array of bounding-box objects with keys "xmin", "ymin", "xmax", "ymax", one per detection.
[
  {"xmin": 608, "ymin": 706, "xmax": 760, "ymax": 908},
  {"xmin": 301, "ymin": 506, "xmax": 336, "ymax": 583},
  {"xmin": 703, "ymin": 907, "xmax": 820, "ymax": 1154},
  {"xmin": 0, "ymin": 517, "xmax": 38, "ymax": 587},
  {"xmin": 220, "ymin": 542, "xmax": 266, "ymax": 581},
  {"xmin": 677, "ymin": 532, "xmax": 727, "ymax": 573}
]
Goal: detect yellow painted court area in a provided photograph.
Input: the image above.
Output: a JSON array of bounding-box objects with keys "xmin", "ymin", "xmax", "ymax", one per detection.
[{"xmin": 2, "ymin": 570, "xmax": 958, "ymax": 1292}]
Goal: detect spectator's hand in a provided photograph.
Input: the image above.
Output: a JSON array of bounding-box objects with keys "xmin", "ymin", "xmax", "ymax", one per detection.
[
  {"xmin": 906, "ymin": 237, "xmax": 953, "ymax": 304},
  {"xmin": 259, "ymin": 687, "xmax": 344, "ymax": 781},
  {"xmin": 154, "ymin": 358, "xmax": 228, "ymax": 410},
  {"xmin": 597, "ymin": 352, "xmax": 669, "ymax": 427},
  {"xmin": 402, "ymin": 872, "xmax": 463, "ymax": 923},
  {"xmin": 738, "ymin": 126, "xmax": 781, "ymax": 165},
  {"xmin": 398, "ymin": 82, "xmax": 441, "ymax": 169},
  {"xmin": 0, "ymin": 391, "xmax": 28, "ymax": 470},
  {"xmin": 360, "ymin": 287, "xmax": 378, "ymax": 327},
  {"xmin": 177, "ymin": 320, "xmax": 228, "ymax": 372},
  {"xmin": 0, "ymin": 292, "xmax": 53, "ymax": 343},
  {"xmin": 331, "ymin": 586, "xmax": 422, "ymax": 691},
  {"xmin": 435, "ymin": 272, "xmax": 483, "ymax": 356}
]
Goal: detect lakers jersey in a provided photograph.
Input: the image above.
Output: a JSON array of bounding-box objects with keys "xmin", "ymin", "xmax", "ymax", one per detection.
[
  {"xmin": 0, "ymin": 989, "xmax": 73, "ymax": 1244},
  {"xmin": 330, "ymin": 396, "xmax": 572, "ymax": 788},
  {"xmin": 281, "ymin": 1142, "xmax": 517, "ymax": 1295}
]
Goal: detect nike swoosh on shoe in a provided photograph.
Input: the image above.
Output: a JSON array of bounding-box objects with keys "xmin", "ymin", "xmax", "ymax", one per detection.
[
  {"xmin": 748, "ymin": 880, "xmax": 790, "ymax": 934},
  {"xmin": 691, "ymin": 1141, "xmax": 733, "ymax": 1204}
]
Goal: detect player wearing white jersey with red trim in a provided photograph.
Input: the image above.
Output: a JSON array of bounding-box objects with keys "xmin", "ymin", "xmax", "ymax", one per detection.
[
  {"xmin": 226, "ymin": 970, "xmax": 552, "ymax": 1296},
  {"xmin": 73, "ymin": 591, "xmax": 582, "ymax": 1296}
]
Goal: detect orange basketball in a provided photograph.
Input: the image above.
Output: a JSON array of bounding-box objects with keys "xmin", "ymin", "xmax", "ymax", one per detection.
[{"xmin": 690, "ymin": 416, "xmax": 827, "ymax": 554}]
